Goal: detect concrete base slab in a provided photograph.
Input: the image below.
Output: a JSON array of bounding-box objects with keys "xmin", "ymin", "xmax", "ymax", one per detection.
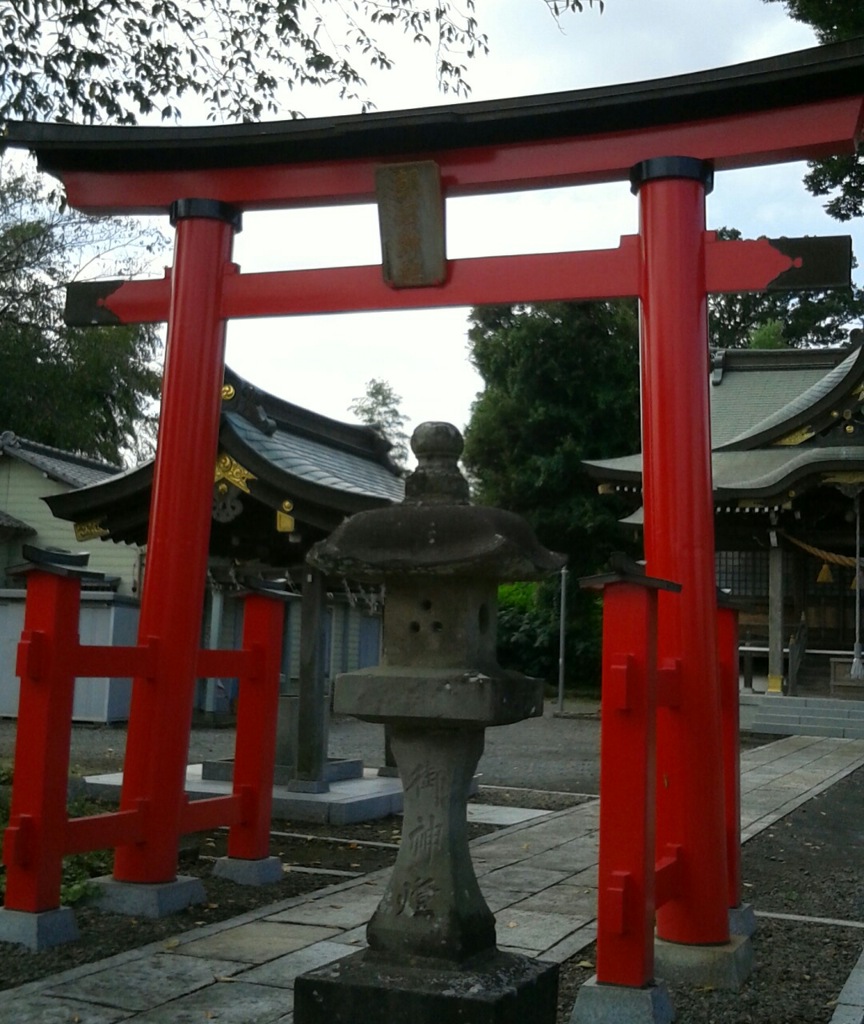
[
  {"xmin": 287, "ymin": 778, "xmax": 331, "ymax": 794},
  {"xmin": 729, "ymin": 902, "xmax": 757, "ymax": 937},
  {"xmin": 294, "ymin": 947, "xmax": 559, "ymax": 1024},
  {"xmin": 83, "ymin": 766, "xmax": 405, "ymax": 824},
  {"xmin": 212, "ymin": 856, "xmax": 284, "ymax": 886},
  {"xmin": 202, "ymin": 757, "xmax": 364, "ymax": 785},
  {"xmin": 570, "ymin": 975, "xmax": 675, "ymax": 1024},
  {"xmin": 88, "ymin": 875, "xmax": 207, "ymax": 918},
  {"xmin": 0, "ymin": 906, "xmax": 79, "ymax": 951},
  {"xmin": 654, "ymin": 933, "xmax": 753, "ymax": 990}
]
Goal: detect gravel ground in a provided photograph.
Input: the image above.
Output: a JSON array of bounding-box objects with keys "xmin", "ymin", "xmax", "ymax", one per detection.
[{"xmin": 0, "ymin": 697, "xmax": 605, "ymax": 791}]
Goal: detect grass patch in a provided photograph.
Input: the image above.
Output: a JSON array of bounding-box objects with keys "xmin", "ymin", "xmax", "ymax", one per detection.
[{"xmin": 1, "ymin": 792, "xmax": 116, "ymax": 906}]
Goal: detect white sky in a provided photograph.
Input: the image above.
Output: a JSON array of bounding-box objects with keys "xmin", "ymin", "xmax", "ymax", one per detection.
[{"xmin": 203, "ymin": 3, "xmax": 858, "ymax": 436}]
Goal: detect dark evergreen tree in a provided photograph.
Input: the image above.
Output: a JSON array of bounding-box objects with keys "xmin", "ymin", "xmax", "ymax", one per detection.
[
  {"xmin": 463, "ymin": 300, "xmax": 640, "ymax": 686},
  {"xmin": 763, "ymin": 1, "xmax": 864, "ymax": 220},
  {"xmin": 0, "ymin": 172, "xmax": 163, "ymax": 464}
]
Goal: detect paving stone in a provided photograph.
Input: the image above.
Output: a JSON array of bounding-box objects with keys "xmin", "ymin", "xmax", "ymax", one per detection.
[
  {"xmin": 482, "ymin": 864, "xmax": 570, "ymax": 893},
  {"xmin": 265, "ymin": 891, "xmax": 381, "ymax": 930},
  {"xmin": 511, "ymin": 885, "xmax": 597, "ymax": 918},
  {"xmin": 174, "ymin": 921, "xmax": 340, "ymax": 964},
  {"xmin": 480, "ymin": 886, "xmax": 528, "ymax": 913},
  {"xmin": 333, "ymin": 924, "xmax": 369, "ymax": 947},
  {"xmin": 129, "ymin": 979, "xmax": 292, "ymax": 1023},
  {"xmin": 539, "ymin": 922, "xmax": 597, "ymax": 963},
  {"xmin": 242, "ymin": 939, "xmax": 358, "ymax": 988},
  {"xmin": 0, "ymin": 993, "xmax": 132, "ymax": 1024},
  {"xmin": 496, "ymin": 908, "xmax": 588, "ymax": 953},
  {"xmin": 468, "ymin": 804, "xmax": 551, "ymax": 826},
  {"xmin": 524, "ymin": 842, "xmax": 598, "ymax": 873},
  {"xmin": 47, "ymin": 952, "xmax": 244, "ymax": 1012}
]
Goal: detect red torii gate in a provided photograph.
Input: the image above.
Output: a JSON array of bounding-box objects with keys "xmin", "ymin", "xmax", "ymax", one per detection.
[{"xmin": 1, "ymin": 39, "xmax": 862, "ymax": 986}]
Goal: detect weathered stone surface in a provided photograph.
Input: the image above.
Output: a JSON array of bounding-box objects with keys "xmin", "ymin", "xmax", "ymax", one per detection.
[
  {"xmin": 294, "ymin": 948, "xmax": 559, "ymax": 1024},
  {"xmin": 335, "ymin": 668, "xmax": 544, "ymax": 727},
  {"xmin": 367, "ymin": 725, "xmax": 494, "ymax": 961}
]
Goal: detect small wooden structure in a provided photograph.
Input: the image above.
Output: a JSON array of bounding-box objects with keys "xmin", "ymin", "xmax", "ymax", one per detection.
[{"xmin": 44, "ymin": 366, "xmax": 405, "ymax": 719}]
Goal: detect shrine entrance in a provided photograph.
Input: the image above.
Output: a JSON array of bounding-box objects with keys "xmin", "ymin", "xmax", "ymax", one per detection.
[{"xmin": 1, "ymin": 35, "xmax": 862, "ymax": 1005}]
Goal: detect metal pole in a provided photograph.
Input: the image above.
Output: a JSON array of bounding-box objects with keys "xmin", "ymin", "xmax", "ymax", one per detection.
[{"xmin": 557, "ymin": 567, "xmax": 568, "ymax": 713}]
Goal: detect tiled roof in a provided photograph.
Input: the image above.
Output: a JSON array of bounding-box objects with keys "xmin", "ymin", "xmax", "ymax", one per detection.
[
  {"xmin": 225, "ymin": 413, "xmax": 404, "ymax": 504},
  {"xmin": 712, "ymin": 347, "xmax": 862, "ymax": 450},
  {"xmin": 586, "ymin": 344, "xmax": 864, "ymax": 501},
  {"xmin": 0, "ymin": 432, "xmax": 119, "ymax": 488},
  {"xmin": 0, "ymin": 508, "xmax": 35, "ymax": 536}
]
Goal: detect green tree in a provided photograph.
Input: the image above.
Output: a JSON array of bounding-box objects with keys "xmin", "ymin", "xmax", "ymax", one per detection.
[
  {"xmin": 708, "ymin": 229, "xmax": 864, "ymax": 348},
  {"xmin": 349, "ymin": 377, "xmax": 411, "ymax": 467},
  {"xmin": 0, "ymin": 1, "xmax": 601, "ymax": 126},
  {"xmin": 0, "ymin": 170, "xmax": 164, "ymax": 463},
  {"xmin": 763, "ymin": 1, "xmax": 864, "ymax": 220},
  {"xmin": 463, "ymin": 300, "xmax": 640, "ymax": 685}
]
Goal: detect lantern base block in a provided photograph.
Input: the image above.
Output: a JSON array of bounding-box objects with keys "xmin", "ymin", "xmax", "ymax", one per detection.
[{"xmin": 294, "ymin": 948, "xmax": 558, "ymax": 1024}]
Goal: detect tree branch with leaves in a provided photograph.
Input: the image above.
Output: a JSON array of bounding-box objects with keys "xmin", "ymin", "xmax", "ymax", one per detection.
[{"xmin": 0, "ymin": 0, "xmax": 603, "ymax": 126}]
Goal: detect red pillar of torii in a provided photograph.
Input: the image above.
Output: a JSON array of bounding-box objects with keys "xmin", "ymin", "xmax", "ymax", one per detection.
[{"xmin": 2, "ymin": 41, "xmax": 861, "ymax": 959}]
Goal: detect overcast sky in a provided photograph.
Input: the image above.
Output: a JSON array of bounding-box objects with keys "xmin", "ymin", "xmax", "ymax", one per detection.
[{"xmin": 219, "ymin": 0, "xmax": 860, "ymax": 439}]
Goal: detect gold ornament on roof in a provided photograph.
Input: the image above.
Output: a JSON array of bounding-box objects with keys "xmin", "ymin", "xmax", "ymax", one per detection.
[
  {"xmin": 74, "ymin": 518, "xmax": 110, "ymax": 541},
  {"xmin": 221, "ymin": 384, "xmax": 236, "ymax": 401},
  {"xmin": 277, "ymin": 499, "xmax": 295, "ymax": 533},
  {"xmin": 214, "ymin": 452, "xmax": 256, "ymax": 494},
  {"xmin": 774, "ymin": 424, "xmax": 814, "ymax": 446}
]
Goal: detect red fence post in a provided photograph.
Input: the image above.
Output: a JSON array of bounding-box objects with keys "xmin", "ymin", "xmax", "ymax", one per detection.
[
  {"xmin": 717, "ymin": 602, "xmax": 742, "ymax": 913},
  {"xmin": 3, "ymin": 570, "xmax": 80, "ymax": 912},
  {"xmin": 113, "ymin": 200, "xmax": 239, "ymax": 885},
  {"xmin": 632, "ymin": 157, "xmax": 731, "ymax": 947},
  {"xmin": 582, "ymin": 564, "xmax": 679, "ymax": 991},
  {"xmin": 227, "ymin": 591, "xmax": 284, "ymax": 861},
  {"xmin": 594, "ymin": 580, "xmax": 658, "ymax": 987}
]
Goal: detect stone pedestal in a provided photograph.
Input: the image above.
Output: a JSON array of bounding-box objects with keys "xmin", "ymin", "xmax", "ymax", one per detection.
[{"xmin": 295, "ymin": 948, "xmax": 558, "ymax": 1024}]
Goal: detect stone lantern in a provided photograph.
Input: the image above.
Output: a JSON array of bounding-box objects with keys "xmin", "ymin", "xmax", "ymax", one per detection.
[{"xmin": 295, "ymin": 422, "xmax": 565, "ymax": 1024}]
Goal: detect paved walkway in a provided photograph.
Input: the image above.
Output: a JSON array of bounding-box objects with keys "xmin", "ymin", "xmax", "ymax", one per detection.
[{"xmin": 6, "ymin": 735, "xmax": 864, "ymax": 1023}]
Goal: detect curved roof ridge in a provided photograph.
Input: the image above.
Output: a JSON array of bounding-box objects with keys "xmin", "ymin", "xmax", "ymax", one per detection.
[
  {"xmin": 715, "ymin": 344, "xmax": 864, "ymax": 450},
  {"xmin": 223, "ymin": 366, "xmax": 399, "ymax": 472}
]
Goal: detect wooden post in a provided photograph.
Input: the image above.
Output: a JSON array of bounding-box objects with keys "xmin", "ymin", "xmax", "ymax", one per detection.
[
  {"xmin": 292, "ymin": 568, "xmax": 330, "ymax": 790},
  {"xmin": 768, "ymin": 544, "xmax": 785, "ymax": 694}
]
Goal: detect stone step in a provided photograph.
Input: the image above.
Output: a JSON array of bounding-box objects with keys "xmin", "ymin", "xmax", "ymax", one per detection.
[
  {"xmin": 749, "ymin": 720, "xmax": 864, "ymax": 739},
  {"xmin": 747, "ymin": 693, "xmax": 864, "ymax": 738}
]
